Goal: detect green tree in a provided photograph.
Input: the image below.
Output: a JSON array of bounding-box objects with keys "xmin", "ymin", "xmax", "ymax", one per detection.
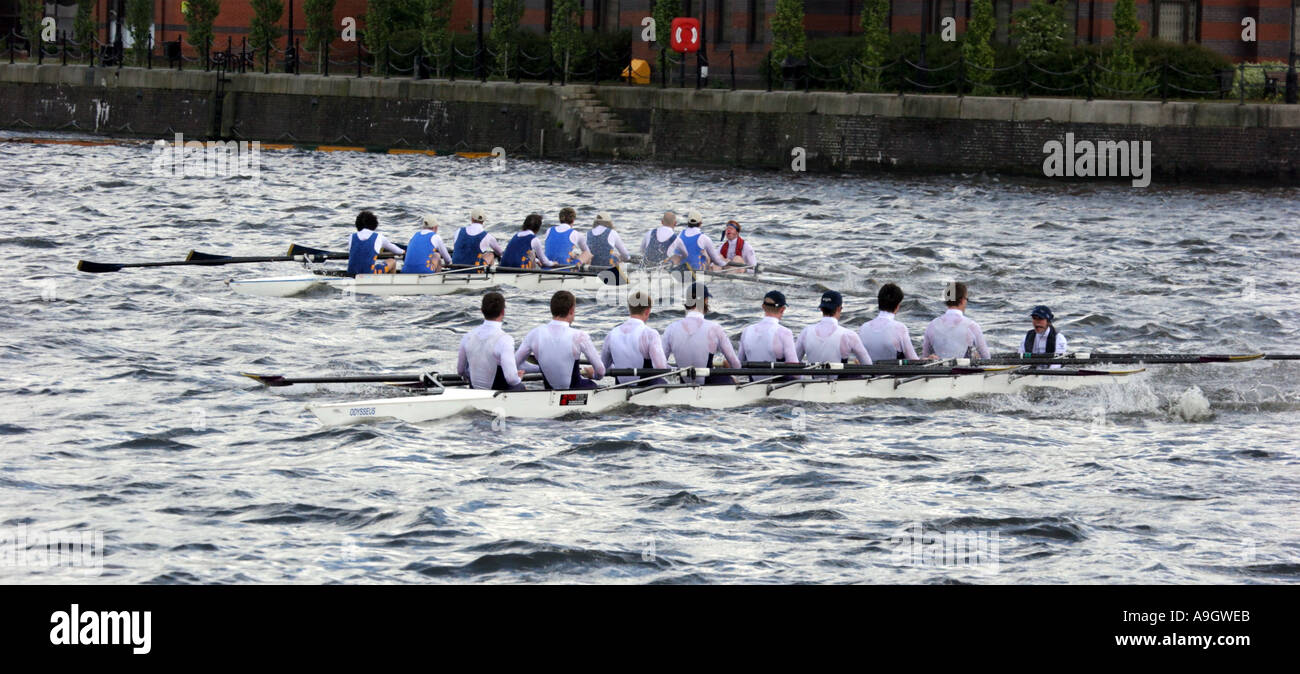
[
  {"xmin": 963, "ymin": 0, "xmax": 995, "ymax": 94},
  {"xmin": 18, "ymin": 0, "xmax": 42, "ymax": 50},
  {"xmin": 248, "ymin": 0, "xmax": 284, "ymax": 56},
  {"xmin": 1010, "ymin": 0, "xmax": 1068, "ymax": 61},
  {"xmin": 365, "ymin": 0, "xmax": 446, "ymax": 74},
  {"xmin": 858, "ymin": 0, "xmax": 889, "ymax": 91},
  {"xmin": 183, "ymin": 0, "xmax": 223, "ymax": 65},
  {"xmin": 770, "ymin": 0, "xmax": 806, "ymax": 66},
  {"xmin": 125, "ymin": 0, "xmax": 153, "ymax": 64},
  {"xmin": 1099, "ymin": 0, "xmax": 1152, "ymax": 97},
  {"xmin": 550, "ymin": 0, "xmax": 583, "ymax": 78},
  {"xmin": 420, "ymin": 0, "xmax": 452, "ymax": 62},
  {"xmin": 304, "ymin": 0, "xmax": 336, "ymax": 71},
  {"xmin": 489, "ymin": 0, "xmax": 524, "ymax": 75},
  {"xmin": 74, "ymin": 0, "xmax": 96, "ymax": 60},
  {"xmin": 651, "ymin": 0, "xmax": 680, "ymax": 48}
]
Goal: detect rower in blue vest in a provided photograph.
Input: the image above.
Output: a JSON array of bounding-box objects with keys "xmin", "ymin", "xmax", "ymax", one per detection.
[
  {"xmin": 400, "ymin": 214, "xmax": 452, "ymax": 273},
  {"xmin": 585, "ymin": 212, "xmax": 632, "ymax": 268},
  {"xmin": 640, "ymin": 211, "xmax": 679, "ymax": 266},
  {"xmin": 450, "ymin": 207, "xmax": 502, "ymax": 267},
  {"xmin": 347, "ymin": 210, "xmax": 404, "ymax": 276},
  {"xmin": 498, "ymin": 213, "xmax": 555, "ymax": 269},
  {"xmin": 1022, "ymin": 305, "xmax": 1067, "ymax": 356},
  {"xmin": 543, "ymin": 207, "xmax": 592, "ymax": 267},
  {"xmin": 668, "ymin": 210, "xmax": 727, "ymax": 271}
]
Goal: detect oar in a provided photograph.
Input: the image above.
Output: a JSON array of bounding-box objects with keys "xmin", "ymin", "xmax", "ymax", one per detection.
[
  {"xmin": 243, "ymin": 372, "xmax": 545, "ymax": 387},
  {"xmin": 78, "ymin": 253, "xmax": 318, "ymax": 273},
  {"xmin": 982, "ymin": 352, "xmax": 1290, "ymax": 364},
  {"xmin": 752, "ymin": 264, "xmax": 834, "ymax": 281}
]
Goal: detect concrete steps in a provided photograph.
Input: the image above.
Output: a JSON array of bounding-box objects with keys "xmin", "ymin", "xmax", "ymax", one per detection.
[{"xmin": 560, "ymin": 84, "xmax": 650, "ymax": 158}]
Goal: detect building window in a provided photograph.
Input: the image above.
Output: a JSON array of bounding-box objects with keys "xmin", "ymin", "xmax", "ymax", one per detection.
[
  {"xmin": 1154, "ymin": 0, "xmax": 1198, "ymax": 44},
  {"xmin": 846, "ymin": 0, "xmax": 856, "ymax": 37},
  {"xmin": 747, "ymin": 0, "xmax": 760, "ymax": 43},
  {"xmin": 929, "ymin": 0, "xmax": 955, "ymax": 34},
  {"xmin": 545, "ymin": 0, "xmax": 553, "ymax": 32},
  {"xmin": 716, "ymin": 0, "xmax": 726, "ymax": 42}
]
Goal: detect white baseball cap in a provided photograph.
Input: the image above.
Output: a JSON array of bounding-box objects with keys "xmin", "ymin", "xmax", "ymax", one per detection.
[
  {"xmin": 594, "ymin": 212, "xmax": 613, "ymax": 226},
  {"xmin": 470, "ymin": 207, "xmax": 486, "ymax": 222},
  {"xmin": 687, "ymin": 210, "xmax": 704, "ymax": 225},
  {"xmin": 422, "ymin": 214, "xmax": 440, "ymax": 229}
]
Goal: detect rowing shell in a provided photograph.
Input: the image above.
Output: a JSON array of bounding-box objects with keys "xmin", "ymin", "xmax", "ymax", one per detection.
[{"xmin": 307, "ymin": 368, "xmax": 1144, "ymax": 426}]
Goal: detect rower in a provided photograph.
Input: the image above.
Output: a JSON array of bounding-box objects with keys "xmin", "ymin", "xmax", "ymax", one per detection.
[
  {"xmin": 921, "ymin": 282, "xmax": 991, "ymax": 359},
  {"xmin": 662, "ymin": 282, "xmax": 741, "ymax": 385},
  {"xmin": 498, "ymin": 213, "xmax": 555, "ymax": 269},
  {"xmin": 451, "ymin": 207, "xmax": 503, "ymax": 267},
  {"xmin": 1022, "ymin": 305, "xmax": 1067, "ymax": 356},
  {"xmin": 714, "ymin": 220, "xmax": 756, "ymax": 273},
  {"xmin": 859, "ymin": 282, "xmax": 927, "ymax": 362},
  {"xmin": 348, "ymin": 210, "xmax": 404, "ymax": 275},
  {"xmin": 796, "ymin": 290, "xmax": 872, "ymax": 375},
  {"xmin": 543, "ymin": 207, "xmax": 593, "ymax": 267},
  {"xmin": 738, "ymin": 290, "xmax": 799, "ymax": 366},
  {"xmin": 667, "ymin": 210, "xmax": 727, "ymax": 271},
  {"xmin": 514, "ymin": 290, "xmax": 605, "ymax": 390},
  {"xmin": 641, "ymin": 211, "xmax": 679, "ymax": 266},
  {"xmin": 456, "ymin": 291, "xmax": 525, "ymax": 391},
  {"xmin": 601, "ymin": 289, "xmax": 669, "ymax": 386},
  {"xmin": 400, "ymin": 214, "xmax": 452, "ymax": 274},
  {"xmin": 586, "ymin": 212, "xmax": 632, "ymax": 268}
]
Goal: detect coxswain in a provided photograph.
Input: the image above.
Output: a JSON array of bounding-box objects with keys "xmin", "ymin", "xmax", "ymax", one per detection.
[
  {"xmin": 450, "ymin": 207, "xmax": 503, "ymax": 267},
  {"xmin": 795, "ymin": 290, "xmax": 872, "ymax": 373},
  {"xmin": 921, "ymin": 282, "xmax": 991, "ymax": 359},
  {"xmin": 400, "ymin": 214, "xmax": 452, "ymax": 273},
  {"xmin": 586, "ymin": 212, "xmax": 632, "ymax": 268},
  {"xmin": 514, "ymin": 290, "xmax": 605, "ymax": 390},
  {"xmin": 714, "ymin": 220, "xmax": 756, "ymax": 273},
  {"xmin": 498, "ymin": 213, "xmax": 555, "ymax": 269},
  {"xmin": 667, "ymin": 210, "xmax": 727, "ymax": 271},
  {"xmin": 347, "ymin": 210, "xmax": 404, "ymax": 275},
  {"xmin": 859, "ymin": 282, "xmax": 926, "ymax": 362},
  {"xmin": 641, "ymin": 211, "xmax": 679, "ymax": 266},
  {"xmin": 456, "ymin": 291, "xmax": 525, "ymax": 391},
  {"xmin": 543, "ymin": 207, "xmax": 592, "ymax": 267},
  {"xmin": 738, "ymin": 291, "xmax": 799, "ymax": 365},
  {"xmin": 601, "ymin": 289, "xmax": 669, "ymax": 386},
  {"xmin": 1021, "ymin": 305, "xmax": 1067, "ymax": 356},
  {"xmin": 662, "ymin": 282, "xmax": 741, "ymax": 384}
]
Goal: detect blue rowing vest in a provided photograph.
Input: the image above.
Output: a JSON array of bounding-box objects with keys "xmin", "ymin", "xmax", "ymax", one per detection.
[
  {"xmin": 500, "ymin": 231, "xmax": 535, "ymax": 269},
  {"xmin": 642, "ymin": 231, "xmax": 678, "ymax": 265},
  {"xmin": 401, "ymin": 231, "xmax": 441, "ymax": 273},
  {"xmin": 679, "ymin": 231, "xmax": 707, "ymax": 270},
  {"xmin": 452, "ymin": 229, "xmax": 487, "ymax": 265},
  {"xmin": 544, "ymin": 226, "xmax": 577, "ymax": 265},
  {"xmin": 348, "ymin": 231, "xmax": 381, "ymax": 275},
  {"xmin": 587, "ymin": 228, "xmax": 617, "ymax": 267}
]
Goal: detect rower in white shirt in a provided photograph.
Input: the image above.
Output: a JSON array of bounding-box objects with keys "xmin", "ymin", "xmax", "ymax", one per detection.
[
  {"xmin": 738, "ymin": 291, "xmax": 799, "ymax": 364},
  {"xmin": 1021, "ymin": 305, "xmax": 1068, "ymax": 358},
  {"xmin": 456, "ymin": 292, "xmax": 525, "ymax": 391},
  {"xmin": 601, "ymin": 290, "xmax": 669, "ymax": 386},
  {"xmin": 450, "ymin": 207, "xmax": 503, "ymax": 267},
  {"xmin": 543, "ymin": 207, "xmax": 593, "ymax": 267},
  {"xmin": 796, "ymin": 291, "xmax": 872, "ymax": 376},
  {"xmin": 400, "ymin": 214, "xmax": 452, "ymax": 273},
  {"xmin": 859, "ymin": 282, "xmax": 928, "ymax": 362},
  {"xmin": 498, "ymin": 213, "xmax": 555, "ymax": 269},
  {"xmin": 585, "ymin": 212, "xmax": 632, "ymax": 268},
  {"xmin": 662, "ymin": 282, "xmax": 742, "ymax": 384},
  {"xmin": 667, "ymin": 211, "xmax": 728, "ymax": 271},
  {"xmin": 641, "ymin": 211, "xmax": 680, "ymax": 266},
  {"xmin": 921, "ymin": 282, "xmax": 992, "ymax": 359},
  {"xmin": 514, "ymin": 290, "xmax": 605, "ymax": 390},
  {"xmin": 714, "ymin": 220, "xmax": 757, "ymax": 273}
]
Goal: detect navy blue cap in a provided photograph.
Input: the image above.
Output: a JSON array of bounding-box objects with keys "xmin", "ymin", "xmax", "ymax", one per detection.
[
  {"xmin": 819, "ymin": 290, "xmax": 843, "ymax": 311},
  {"xmin": 762, "ymin": 290, "xmax": 786, "ymax": 308},
  {"xmin": 685, "ymin": 282, "xmax": 711, "ymax": 306},
  {"xmin": 1030, "ymin": 305, "xmax": 1054, "ymax": 321}
]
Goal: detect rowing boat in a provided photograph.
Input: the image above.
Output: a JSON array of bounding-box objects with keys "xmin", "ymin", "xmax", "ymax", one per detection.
[{"xmin": 305, "ymin": 366, "xmax": 1144, "ymax": 425}]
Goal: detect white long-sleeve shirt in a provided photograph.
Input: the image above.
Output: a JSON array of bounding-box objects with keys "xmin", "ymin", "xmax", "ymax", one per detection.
[
  {"xmin": 452, "ymin": 223, "xmax": 504, "ymax": 254},
  {"xmin": 601, "ymin": 317, "xmax": 668, "ymax": 383},
  {"xmin": 860, "ymin": 310, "xmax": 920, "ymax": 361},
  {"xmin": 640, "ymin": 226, "xmax": 677, "ymax": 255},
  {"xmin": 514, "ymin": 319, "xmax": 605, "ymax": 389},
  {"xmin": 457, "ymin": 320, "xmax": 521, "ymax": 389},
  {"xmin": 718, "ymin": 236, "xmax": 757, "ymax": 269},
  {"xmin": 738, "ymin": 316, "xmax": 799, "ymax": 364},
  {"xmin": 796, "ymin": 317, "xmax": 872, "ymax": 364},
  {"xmin": 353, "ymin": 228, "xmax": 404, "ymax": 255},
  {"xmin": 662, "ymin": 310, "xmax": 741, "ymax": 383},
  {"xmin": 589, "ymin": 225, "xmax": 632, "ymax": 261},
  {"xmin": 1023, "ymin": 328, "xmax": 1068, "ymax": 355},
  {"xmin": 667, "ymin": 227, "xmax": 728, "ymax": 267},
  {"xmin": 922, "ymin": 309, "xmax": 991, "ymax": 359}
]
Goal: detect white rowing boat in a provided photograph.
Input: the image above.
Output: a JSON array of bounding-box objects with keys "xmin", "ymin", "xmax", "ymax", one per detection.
[{"xmin": 307, "ymin": 367, "xmax": 1144, "ymax": 426}]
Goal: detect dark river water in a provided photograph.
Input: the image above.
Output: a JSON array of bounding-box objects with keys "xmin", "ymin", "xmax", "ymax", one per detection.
[{"xmin": 2, "ymin": 133, "xmax": 1298, "ymax": 584}]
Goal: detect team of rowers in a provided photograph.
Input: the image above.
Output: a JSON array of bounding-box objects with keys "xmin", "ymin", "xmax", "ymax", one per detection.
[
  {"xmin": 348, "ymin": 208, "xmax": 756, "ymax": 275},
  {"xmin": 456, "ymin": 282, "xmax": 1067, "ymax": 391}
]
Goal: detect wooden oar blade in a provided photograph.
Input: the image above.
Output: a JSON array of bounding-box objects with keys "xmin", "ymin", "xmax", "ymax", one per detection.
[
  {"xmin": 242, "ymin": 373, "xmax": 290, "ymax": 386},
  {"xmin": 186, "ymin": 250, "xmax": 232, "ymax": 262}
]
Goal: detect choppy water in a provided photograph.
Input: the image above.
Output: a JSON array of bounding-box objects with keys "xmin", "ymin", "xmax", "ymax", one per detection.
[{"xmin": 2, "ymin": 134, "xmax": 1299, "ymax": 584}]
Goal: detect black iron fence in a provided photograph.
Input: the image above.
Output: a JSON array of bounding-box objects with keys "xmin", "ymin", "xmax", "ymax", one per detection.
[{"xmin": 5, "ymin": 29, "xmax": 1296, "ymax": 104}]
